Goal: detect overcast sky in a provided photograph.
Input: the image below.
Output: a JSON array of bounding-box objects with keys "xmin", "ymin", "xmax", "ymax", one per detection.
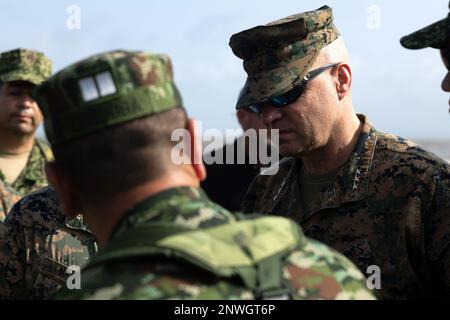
[{"xmin": 1, "ymin": 0, "xmax": 449, "ymax": 139}]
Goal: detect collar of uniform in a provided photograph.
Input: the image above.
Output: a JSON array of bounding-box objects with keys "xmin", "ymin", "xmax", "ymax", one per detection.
[
  {"xmin": 340, "ymin": 114, "xmax": 378, "ymax": 202},
  {"xmin": 109, "ymin": 186, "xmax": 217, "ymax": 241},
  {"xmin": 12, "ymin": 140, "xmax": 47, "ymax": 187},
  {"xmin": 0, "ymin": 179, "xmax": 21, "ymax": 222},
  {"xmin": 275, "ymin": 114, "xmax": 378, "ymax": 221}
]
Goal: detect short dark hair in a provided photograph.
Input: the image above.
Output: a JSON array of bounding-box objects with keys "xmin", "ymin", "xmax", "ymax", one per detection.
[{"xmin": 53, "ymin": 107, "xmax": 187, "ymax": 203}]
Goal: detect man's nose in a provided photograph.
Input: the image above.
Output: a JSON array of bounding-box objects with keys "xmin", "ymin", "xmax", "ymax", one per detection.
[
  {"xmin": 260, "ymin": 104, "xmax": 283, "ymax": 127},
  {"xmin": 442, "ymin": 71, "xmax": 450, "ymax": 93},
  {"xmin": 18, "ymin": 93, "xmax": 35, "ymax": 108}
]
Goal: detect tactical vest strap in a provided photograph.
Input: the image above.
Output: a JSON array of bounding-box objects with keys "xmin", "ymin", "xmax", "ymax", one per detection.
[
  {"xmin": 86, "ymin": 223, "xmax": 190, "ymax": 267},
  {"xmin": 86, "ymin": 216, "xmax": 304, "ymax": 298}
]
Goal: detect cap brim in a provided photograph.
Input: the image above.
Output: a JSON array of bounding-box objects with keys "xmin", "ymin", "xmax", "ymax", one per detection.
[
  {"xmin": 236, "ymin": 51, "xmax": 319, "ymax": 109},
  {"xmin": 0, "ymin": 72, "xmax": 43, "ymax": 85},
  {"xmin": 400, "ymin": 16, "xmax": 449, "ymax": 49}
]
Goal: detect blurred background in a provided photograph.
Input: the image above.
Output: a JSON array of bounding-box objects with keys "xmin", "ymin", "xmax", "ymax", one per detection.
[{"xmin": 1, "ymin": 0, "xmax": 449, "ymax": 158}]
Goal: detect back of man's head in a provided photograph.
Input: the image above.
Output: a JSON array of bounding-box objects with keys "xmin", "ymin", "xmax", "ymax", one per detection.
[
  {"xmin": 53, "ymin": 108, "xmax": 187, "ymax": 203},
  {"xmin": 35, "ymin": 50, "xmax": 187, "ymax": 203}
]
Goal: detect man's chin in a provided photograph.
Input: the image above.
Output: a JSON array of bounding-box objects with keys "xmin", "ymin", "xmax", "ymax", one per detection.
[
  {"xmin": 279, "ymin": 144, "xmax": 308, "ymax": 158},
  {"xmin": 9, "ymin": 123, "xmax": 37, "ymax": 135}
]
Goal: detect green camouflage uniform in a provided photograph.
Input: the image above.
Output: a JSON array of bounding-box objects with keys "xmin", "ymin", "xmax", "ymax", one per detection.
[
  {"xmin": 0, "ymin": 49, "xmax": 53, "ymax": 201},
  {"xmin": 241, "ymin": 115, "xmax": 450, "ymax": 299},
  {"xmin": 0, "ymin": 48, "xmax": 95, "ymax": 300},
  {"xmin": 0, "ymin": 180, "xmax": 21, "ymax": 222},
  {"xmin": 0, "ymin": 139, "xmax": 52, "ymax": 197},
  {"xmin": 0, "ymin": 186, "xmax": 97, "ymax": 299},
  {"xmin": 34, "ymin": 50, "xmax": 374, "ymax": 300},
  {"xmin": 56, "ymin": 186, "xmax": 373, "ymax": 300},
  {"xmin": 229, "ymin": 6, "xmax": 450, "ymax": 299}
]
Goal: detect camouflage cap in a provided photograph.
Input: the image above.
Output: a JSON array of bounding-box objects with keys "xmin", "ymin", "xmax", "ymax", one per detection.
[
  {"xmin": 34, "ymin": 50, "xmax": 183, "ymax": 146},
  {"xmin": 400, "ymin": 1, "xmax": 450, "ymax": 49},
  {"xmin": 229, "ymin": 5, "xmax": 340, "ymax": 109},
  {"xmin": 0, "ymin": 48, "xmax": 52, "ymax": 85}
]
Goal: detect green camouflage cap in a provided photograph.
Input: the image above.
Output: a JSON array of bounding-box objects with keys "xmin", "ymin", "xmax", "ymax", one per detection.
[
  {"xmin": 0, "ymin": 48, "xmax": 52, "ymax": 85},
  {"xmin": 400, "ymin": 1, "xmax": 450, "ymax": 49},
  {"xmin": 229, "ymin": 5, "xmax": 340, "ymax": 109},
  {"xmin": 34, "ymin": 50, "xmax": 183, "ymax": 146}
]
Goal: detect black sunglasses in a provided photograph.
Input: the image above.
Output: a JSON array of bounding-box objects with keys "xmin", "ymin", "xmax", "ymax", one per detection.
[{"xmin": 247, "ymin": 62, "xmax": 340, "ymax": 114}]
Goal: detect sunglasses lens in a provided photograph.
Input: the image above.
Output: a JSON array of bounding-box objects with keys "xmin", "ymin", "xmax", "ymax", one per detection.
[
  {"xmin": 270, "ymin": 85, "xmax": 304, "ymax": 107},
  {"xmin": 271, "ymin": 96, "xmax": 290, "ymax": 107},
  {"xmin": 248, "ymin": 105, "xmax": 261, "ymax": 113},
  {"xmin": 248, "ymin": 63, "xmax": 336, "ymax": 110}
]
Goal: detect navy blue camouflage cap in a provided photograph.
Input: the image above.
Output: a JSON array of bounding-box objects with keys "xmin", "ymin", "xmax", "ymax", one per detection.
[{"xmin": 400, "ymin": 1, "xmax": 450, "ymax": 49}]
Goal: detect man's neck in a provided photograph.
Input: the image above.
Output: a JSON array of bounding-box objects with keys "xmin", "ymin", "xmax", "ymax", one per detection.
[
  {"xmin": 0, "ymin": 130, "xmax": 35, "ymax": 155},
  {"xmin": 84, "ymin": 169, "xmax": 200, "ymax": 248},
  {"xmin": 302, "ymin": 113, "xmax": 362, "ymax": 176}
]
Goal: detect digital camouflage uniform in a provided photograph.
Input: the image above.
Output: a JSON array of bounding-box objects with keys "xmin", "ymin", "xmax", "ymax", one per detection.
[
  {"xmin": 229, "ymin": 6, "xmax": 450, "ymax": 299},
  {"xmin": 0, "ymin": 49, "xmax": 88, "ymax": 300},
  {"xmin": 33, "ymin": 50, "xmax": 374, "ymax": 300},
  {"xmin": 0, "ymin": 139, "xmax": 53, "ymax": 197},
  {"xmin": 0, "ymin": 49, "xmax": 53, "ymax": 201},
  {"xmin": 0, "ymin": 186, "xmax": 97, "ymax": 299},
  {"xmin": 241, "ymin": 115, "xmax": 450, "ymax": 299},
  {"xmin": 56, "ymin": 187, "xmax": 373, "ymax": 300}
]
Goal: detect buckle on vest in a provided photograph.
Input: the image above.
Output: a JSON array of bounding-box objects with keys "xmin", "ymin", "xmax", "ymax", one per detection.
[{"xmin": 256, "ymin": 288, "xmax": 291, "ymax": 300}]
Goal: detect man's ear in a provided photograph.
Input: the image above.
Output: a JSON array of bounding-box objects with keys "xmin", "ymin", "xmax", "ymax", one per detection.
[
  {"xmin": 334, "ymin": 63, "xmax": 352, "ymax": 101},
  {"xmin": 236, "ymin": 109, "xmax": 247, "ymax": 130},
  {"xmin": 185, "ymin": 118, "xmax": 206, "ymax": 181},
  {"xmin": 45, "ymin": 162, "xmax": 83, "ymax": 219}
]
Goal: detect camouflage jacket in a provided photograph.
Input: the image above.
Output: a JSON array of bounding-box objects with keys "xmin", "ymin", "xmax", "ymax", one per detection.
[
  {"xmin": 55, "ymin": 186, "xmax": 374, "ymax": 300},
  {"xmin": 0, "ymin": 186, "xmax": 97, "ymax": 300},
  {"xmin": 0, "ymin": 139, "xmax": 52, "ymax": 197},
  {"xmin": 0, "ymin": 180, "xmax": 21, "ymax": 222},
  {"xmin": 242, "ymin": 114, "xmax": 450, "ymax": 299}
]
